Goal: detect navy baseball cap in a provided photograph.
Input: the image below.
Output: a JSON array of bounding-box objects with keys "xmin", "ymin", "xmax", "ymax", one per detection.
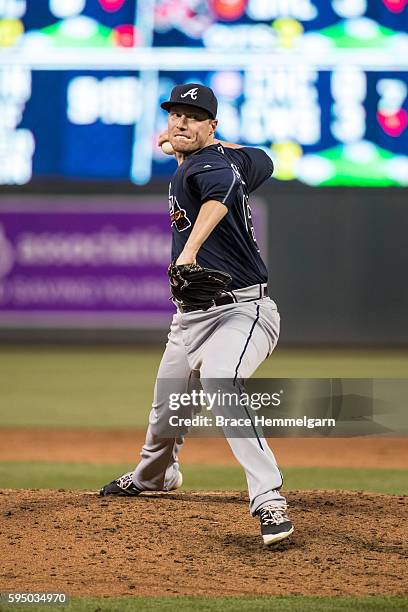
[{"xmin": 161, "ymin": 83, "xmax": 218, "ymax": 119}]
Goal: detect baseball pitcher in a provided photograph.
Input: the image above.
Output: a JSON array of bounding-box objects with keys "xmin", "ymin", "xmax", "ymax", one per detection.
[{"xmin": 100, "ymin": 84, "xmax": 294, "ymax": 546}]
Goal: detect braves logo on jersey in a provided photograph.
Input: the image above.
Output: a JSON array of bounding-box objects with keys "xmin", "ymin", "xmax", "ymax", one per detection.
[{"xmin": 169, "ymin": 183, "xmax": 191, "ymax": 232}]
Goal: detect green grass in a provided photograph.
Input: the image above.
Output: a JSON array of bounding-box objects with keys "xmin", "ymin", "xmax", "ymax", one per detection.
[
  {"xmin": 0, "ymin": 347, "xmax": 160, "ymax": 429},
  {"xmin": 0, "ymin": 462, "xmax": 406, "ymax": 495},
  {"xmin": 0, "ymin": 347, "xmax": 407, "ymax": 429},
  {"xmin": 0, "ymin": 595, "xmax": 407, "ymax": 611}
]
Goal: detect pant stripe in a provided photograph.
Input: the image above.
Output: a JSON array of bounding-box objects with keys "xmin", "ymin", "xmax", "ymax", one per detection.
[
  {"xmin": 233, "ymin": 304, "xmax": 260, "ymax": 384},
  {"xmin": 233, "ymin": 305, "xmax": 263, "ymax": 451}
]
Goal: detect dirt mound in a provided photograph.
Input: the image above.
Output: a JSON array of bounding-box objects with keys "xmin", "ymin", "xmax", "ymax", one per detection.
[{"xmin": 0, "ymin": 489, "xmax": 407, "ymax": 597}]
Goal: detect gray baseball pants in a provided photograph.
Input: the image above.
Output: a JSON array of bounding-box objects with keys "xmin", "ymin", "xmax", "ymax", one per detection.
[{"xmin": 132, "ymin": 284, "xmax": 286, "ymax": 515}]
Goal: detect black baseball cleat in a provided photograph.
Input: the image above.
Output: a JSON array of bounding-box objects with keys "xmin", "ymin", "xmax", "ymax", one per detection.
[
  {"xmin": 99, "ymin": 470, "xmax": 183, "ymax": 497},
  {"xmin": 258, "ymin": 504, "xmax": 294, "ymax": 546},
  {"xmin": 100, "ymin": 471, "xmax": 142, "ymax": 496}
]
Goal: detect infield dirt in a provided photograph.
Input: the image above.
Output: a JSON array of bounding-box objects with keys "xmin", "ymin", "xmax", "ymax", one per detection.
[
  {"xmin": 1, "ymin": 429, "xmax": 407, "ymax": 468},
  {"xmin": 0, "ymin": 489, "xmax": 406, "ymax": 597}
]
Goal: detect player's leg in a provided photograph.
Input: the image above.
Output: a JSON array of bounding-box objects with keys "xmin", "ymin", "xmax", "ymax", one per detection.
[
  {"xmin": 100, "ymin": 315, "xmax": 193, "ymax": 495},
  {"xmin": 198, "ymin": 300, "xmax": 287, "ymax": 515}
]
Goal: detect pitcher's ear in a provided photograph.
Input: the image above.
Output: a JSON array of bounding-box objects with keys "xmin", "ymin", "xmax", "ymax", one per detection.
[{"xmin": 210, "ymin": 118, "xmax": 218, "ymax": 134}]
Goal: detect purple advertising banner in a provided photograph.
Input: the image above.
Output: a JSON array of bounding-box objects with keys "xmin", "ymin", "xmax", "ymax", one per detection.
[{"xmin": 0, "ymin": 197, "xmax": 267, "ymax": 328}]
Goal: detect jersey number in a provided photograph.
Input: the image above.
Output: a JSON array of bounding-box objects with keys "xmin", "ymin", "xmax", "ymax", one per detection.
[{"xmin": 242, "ymin": 193, "xmax": 260, "ymax": 252}]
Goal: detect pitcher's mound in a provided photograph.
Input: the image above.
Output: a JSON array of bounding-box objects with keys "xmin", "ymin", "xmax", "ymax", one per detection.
[{"xmin": 0, "ymin": 489, "xmax": 406, "ymax": 597}]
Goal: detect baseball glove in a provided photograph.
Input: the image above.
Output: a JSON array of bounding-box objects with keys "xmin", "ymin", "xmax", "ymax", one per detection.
[{"xmin": 168, "ymin": 262, "xmax": 232, "ymax": 311}]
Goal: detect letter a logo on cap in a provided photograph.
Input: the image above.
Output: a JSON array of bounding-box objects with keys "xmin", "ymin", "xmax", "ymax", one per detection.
[{"xmin": 180, "ymin": 87, "xmax": 198, "ymax": 100}]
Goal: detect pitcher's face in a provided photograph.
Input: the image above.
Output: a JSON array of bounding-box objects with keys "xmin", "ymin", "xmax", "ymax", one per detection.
[{"xmin": 168, "ymin": 104, "xmax": 217, "ymax": 154}]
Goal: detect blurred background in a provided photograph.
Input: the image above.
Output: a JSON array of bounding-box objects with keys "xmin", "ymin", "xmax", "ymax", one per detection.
[
  {"xmin": 0, "ymin": 0, "xmax": 407, "ymax": 346},
  {"xmin": 0, "ymin": 1, "xmax": 407, "ymax": 494}
]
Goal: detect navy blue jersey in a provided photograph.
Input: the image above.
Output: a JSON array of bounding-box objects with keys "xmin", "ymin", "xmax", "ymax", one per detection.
[{"xmin": 169, "ymin": 144, "xmax": 273, "ymax": 290}]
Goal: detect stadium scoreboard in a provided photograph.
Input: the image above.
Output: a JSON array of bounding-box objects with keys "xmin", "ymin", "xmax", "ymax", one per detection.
[{"xmin": 0, "ymin": 0, "xmax": 407, "ymax": 186}]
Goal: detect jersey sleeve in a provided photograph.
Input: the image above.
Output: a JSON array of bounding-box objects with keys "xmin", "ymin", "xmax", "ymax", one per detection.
[
  {"xmin": 186, "ymin": 160, "xmax": 241, "ymax": 209},
  {"xmin": 232, "ymin": 147, "xmax": 274, "ymax": 193}
]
